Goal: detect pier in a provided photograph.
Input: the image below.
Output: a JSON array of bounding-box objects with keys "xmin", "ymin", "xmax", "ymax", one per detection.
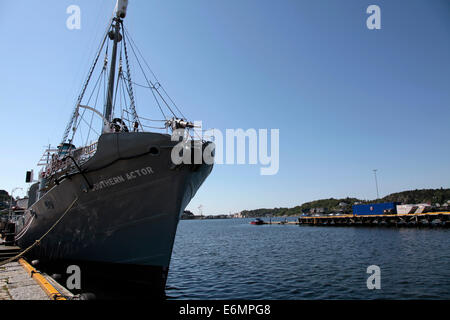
[
  {"xmin": 0, "ymin": 244, "xmax": 73, "ymax": 300},
  {"xmin": 264, "ymin": 220, "xmax": 299, "ymax": 225},
  {"xmin": 297, "ymin": 211, "xmax": 450, "ymax": 227}
]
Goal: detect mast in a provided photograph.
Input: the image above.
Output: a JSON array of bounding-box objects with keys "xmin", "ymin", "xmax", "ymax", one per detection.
[
  {"xmin": 104, "ymin": 0, "xmax": 128, "ymax": 131},
  {"xmin": 104, "ymin": 18, "xmax": 120, "ymax": 125}
]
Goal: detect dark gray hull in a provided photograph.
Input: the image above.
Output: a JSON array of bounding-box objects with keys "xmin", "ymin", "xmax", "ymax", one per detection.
[{"xmin": 15, "ymin": 132, "xmax": 213, "ymax": 295}]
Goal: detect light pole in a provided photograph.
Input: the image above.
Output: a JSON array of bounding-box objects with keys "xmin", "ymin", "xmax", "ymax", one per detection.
[
  {"xmin": 373, "ymin": 169, "xmax": 379, "ymax": 200},
  {"xmin": 198, "ymin": 205, "xmax": 203, "ymax": 219},
  {"xmin": 9, "ymin": 187, "xmax": 23, "ymax": 221}
]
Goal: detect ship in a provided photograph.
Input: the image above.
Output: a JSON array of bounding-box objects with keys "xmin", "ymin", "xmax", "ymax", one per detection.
[{"xmin": 13, "ymin": 0, "xmax": 214, "ymax": 297}]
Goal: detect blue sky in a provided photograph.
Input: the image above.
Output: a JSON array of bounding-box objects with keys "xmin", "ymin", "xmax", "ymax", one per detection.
[{"xmin": 0, "ymin": 1, "xmax": 449, "ymax": 214}]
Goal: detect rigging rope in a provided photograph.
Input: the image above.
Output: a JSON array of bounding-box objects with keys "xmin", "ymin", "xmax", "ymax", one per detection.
[
  {"xmin": 85, "ymin": 65, "xmax": 104, "ymax": 146},
  {"xmin": 123, "ymin": 28, "xmax": 177, "ymax": 119},
  {"xmin": 123, "ymin": 26, "xmax": 187, "ymax": 120},
  {"xmin": 120, "ymin": 21, "xmax": 140, "ymax": 128},
  {"xmin": 61, "ymin": 18, "xmax": 199, "ymax": 144},
  {"xmin": 62, "ymin": 19, "xmax": 112, "ymax": 144},
  {"xmin": 123, "ymin": 110, "xmax": 165, "ymax": 122},
  {"xmin": 119, "ymin": 73, "xmax": 131, "ymax": 129},
  {"xmin": 69, "ymin": 64, "xmax": 107, "ymax": 144}
]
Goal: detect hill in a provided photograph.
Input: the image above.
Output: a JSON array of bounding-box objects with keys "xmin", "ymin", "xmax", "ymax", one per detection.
[
  {"xmin": 240, "ymin": 188, "xmax": 450, "ymax": 218},
  {"xmin": 381, "ymin": 188, "xmax": 450, "ymax": 205}
]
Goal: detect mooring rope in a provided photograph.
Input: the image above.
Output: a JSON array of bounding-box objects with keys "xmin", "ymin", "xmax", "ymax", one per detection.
[{"xmin": 0, "ymin": 196, "xmax": 79, "ymax": 267}]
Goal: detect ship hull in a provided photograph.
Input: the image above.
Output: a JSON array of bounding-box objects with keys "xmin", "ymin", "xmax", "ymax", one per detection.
[{"xmin": 16, "ymin": 132, "xmax": 213, "ymax": 297}]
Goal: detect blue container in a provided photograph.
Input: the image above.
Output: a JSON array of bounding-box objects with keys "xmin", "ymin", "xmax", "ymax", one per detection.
[{"xmin": 352, "ymin": 202, "xmax": 400, "ymax": 216}]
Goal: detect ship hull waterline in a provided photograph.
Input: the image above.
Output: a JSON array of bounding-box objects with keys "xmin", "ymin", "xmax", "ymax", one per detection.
[{"xmin": 15, "ymin": 132, "xmax": 213, "ymax": 297}]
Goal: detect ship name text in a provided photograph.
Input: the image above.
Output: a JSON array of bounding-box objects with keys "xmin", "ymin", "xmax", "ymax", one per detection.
[{"xmin": 92, "ymin": 167, "xmax": 154, "ymax": 191}]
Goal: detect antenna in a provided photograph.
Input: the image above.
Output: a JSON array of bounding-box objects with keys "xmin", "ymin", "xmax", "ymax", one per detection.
[{"xmin": 373, "ymin": 169, "xmax": 380, "ymax": 200}]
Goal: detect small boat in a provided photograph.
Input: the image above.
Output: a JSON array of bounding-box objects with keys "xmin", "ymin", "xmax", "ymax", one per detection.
[{"xmin": 250, "ymin": 218, "xmax": 264, "ymax": 225}]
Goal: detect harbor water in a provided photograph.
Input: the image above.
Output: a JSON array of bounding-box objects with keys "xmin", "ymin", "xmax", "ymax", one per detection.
[{"xmin": 166, "ymin": 218, "xmax": 450, "ymax": 299}]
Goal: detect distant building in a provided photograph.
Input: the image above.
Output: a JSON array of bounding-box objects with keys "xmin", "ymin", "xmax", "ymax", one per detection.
[
  {"xmin": 205, "ymin": 214, "xmax": 230, "ymax": 219},
  {"xmin": 353, "ymin": 202, "xmax": 400, "ymax": 215},
  {"xmin": 310, "ymin": 207, "xmax": 328, "ymax": 214},
  {"xmin": 396, "ymin": 204, "xmax": 431, "ymax": 214}
]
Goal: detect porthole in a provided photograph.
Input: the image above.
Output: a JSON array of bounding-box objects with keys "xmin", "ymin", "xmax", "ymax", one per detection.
[{"xmin": 149, "ymin": 146, "xmax": 160, "ymax": 156}]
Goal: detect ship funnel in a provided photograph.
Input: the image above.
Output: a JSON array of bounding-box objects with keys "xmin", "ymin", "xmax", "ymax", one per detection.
[{"xmin": 115, "ymin": 0, "xmax": 128, "ymax": 19}]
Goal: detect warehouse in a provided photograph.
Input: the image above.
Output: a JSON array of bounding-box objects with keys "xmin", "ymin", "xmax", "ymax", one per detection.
[{"xmin": 352, "ymin": 202, "xmax": 400, "ymax": 215}]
